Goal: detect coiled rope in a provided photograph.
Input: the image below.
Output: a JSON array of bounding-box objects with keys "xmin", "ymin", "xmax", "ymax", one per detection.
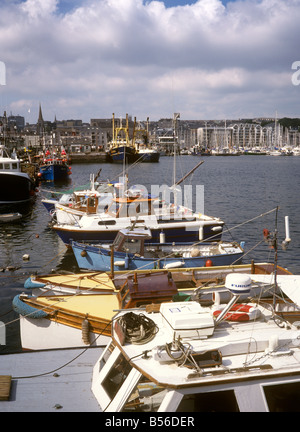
[{"xmin": 115, "ymin": 312, "xmax": 158, "ymax": 345}]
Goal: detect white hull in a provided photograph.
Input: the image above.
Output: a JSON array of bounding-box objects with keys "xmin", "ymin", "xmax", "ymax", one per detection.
[{"xmin": 20, "ymin": 315, "xmax": 110, "ymax": 350}]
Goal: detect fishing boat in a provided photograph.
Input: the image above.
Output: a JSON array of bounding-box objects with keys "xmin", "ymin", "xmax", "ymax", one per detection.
[
  {"xmin": 52, "ymin": 189, "xmax": 224, "ymax": 246},
  {"xmin": 92, "ymin": 272, "xmax": 300, "ymax": 412},
  {"xmin": 0, "ymin": 145, "xmax": 37, "ymax": 205},
  {"xmin": 132, "ymin": 117, "xmax": 160, "ymax": 162},
  {"xmin": 13, "ymin": 261, "xmax": 291, "ymax": 351},
  {"xmin": 71, "ymin": 226, "xmax": 244, "ymax": 272},
  {"xmin": 38, "ymin": 148, "xmax": 71, "ymax": 182},
  {"xmin": 136, "ymin": 144, "xmax": 160, "ymax": 162},
  {"xmin": 106, "ymin": 114, "xmax": 139, "ymax": 164}
]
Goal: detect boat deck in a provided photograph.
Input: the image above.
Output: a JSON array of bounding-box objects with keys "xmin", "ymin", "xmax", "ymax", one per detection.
[{"xmin": 0, "ymin": 347, "xmax": 102, "ymax": 412}]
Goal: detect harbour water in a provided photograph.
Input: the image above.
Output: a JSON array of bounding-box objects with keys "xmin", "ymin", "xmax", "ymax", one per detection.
[{"xmin": 0, "ymin": 155, "xmax": 299, "ymax": 354}]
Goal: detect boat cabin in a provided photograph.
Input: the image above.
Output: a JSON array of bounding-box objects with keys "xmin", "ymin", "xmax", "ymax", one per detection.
[
  {"xmin": 105, "ymin": 195, "xmax": 156, "ymax": 219},
  {"xmin": 0, "ymin": 146, "xmax": 21, "ymax": 172},
  {"xmin": 0, "ymin": 159, "xmax": 20, "ymax": 171},
  {"xmin": 114, "ymin": 270, "xmax": 178, "ymax": 309},
  {"xmin": 112, "ymin": 227, "xmax": 152, "ymax": 256},
  {"xmin": 93, "ymin": 339, "xmax": 300, "ymax": 412}
]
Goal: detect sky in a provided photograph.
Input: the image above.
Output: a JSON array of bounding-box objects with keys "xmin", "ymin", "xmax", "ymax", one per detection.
[{"xmin": 0, "ymin": 0, "xmax": 300, "ymax": 124}]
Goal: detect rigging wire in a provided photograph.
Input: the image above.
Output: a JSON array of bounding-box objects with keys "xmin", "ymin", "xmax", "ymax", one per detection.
[{"xmin": 11, "ymin": 320, "xmax": 112, "ymax": 380}]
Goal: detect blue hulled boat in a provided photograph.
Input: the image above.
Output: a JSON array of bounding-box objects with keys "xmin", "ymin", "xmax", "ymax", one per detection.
[
  {"xmin": 38, "ymin": 148, "xmax": 71, "ymax": 182},
  {"xmin": 71, "ymin": 226, "xmax": 243, "ymax": 272}
]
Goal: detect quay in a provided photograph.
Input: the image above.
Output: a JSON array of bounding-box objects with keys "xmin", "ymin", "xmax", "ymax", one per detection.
[{"xmin": 69, "ymin": 151, "xmax": 108, "ymax": 163}]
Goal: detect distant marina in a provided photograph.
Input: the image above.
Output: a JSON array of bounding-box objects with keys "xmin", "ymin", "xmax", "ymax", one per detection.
[{"xmin": 1, "ymin": 109, "xmax": 300, "ymax": 164}]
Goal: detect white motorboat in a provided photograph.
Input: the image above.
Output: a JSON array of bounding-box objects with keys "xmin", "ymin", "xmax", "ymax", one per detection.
[
  {"xmin": 52, "ymin": 188, "xmax": 224, "ymax": 246},
  {"xmin": 92, "ymin": 272, "xmax": 300, "ymax": 412}
]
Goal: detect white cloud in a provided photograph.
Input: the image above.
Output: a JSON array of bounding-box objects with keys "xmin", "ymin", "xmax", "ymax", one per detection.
[
  {"xmin": 21, "ymin": 0, "xmax": 58, "ymax": 19},
  {"xmin": 0, "ymin": 0, "xmax": 299, "ymax": 121}
]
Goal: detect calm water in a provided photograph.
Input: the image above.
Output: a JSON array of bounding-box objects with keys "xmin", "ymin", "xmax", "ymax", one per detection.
[{"xmin": 0, "ymin": 155, "xmax": 299, "ymax": 353}]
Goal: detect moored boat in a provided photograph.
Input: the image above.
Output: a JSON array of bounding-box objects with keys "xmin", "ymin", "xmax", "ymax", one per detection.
[
  {"xmin": 38, "ymin": 148, "xmax": 71, "ymax": 182},
  {"xmin": 0, "ymin": 145, "xmax": 38, "ymax": 205},
  {"xmin": 71, "ymin": 226, "xmax": 244, "ymax": 272},
  {"xmin": 132, "ymin": 116, "xmax": 160, "ymax": 162},
  {"xmin": 0, "ymin": 212, "xmax": 22, "ymax": 223},
  {"xmin": 92, "ymin": 272, "xmax": 300, "ymax": 412},
  {"xmin": 14, "ymin": 262, "xmax": 291, "ymax": 351},
  {"xmin": 52, "ymin": 190, "xmax": 224, "ymax": 246},
  {"xmin": 13, "ymin": 270, "xmax": 178, "ymax": 350},
  {"xmin": 106, "ymin": 113, "xmax": 138, "ymax": 164}
]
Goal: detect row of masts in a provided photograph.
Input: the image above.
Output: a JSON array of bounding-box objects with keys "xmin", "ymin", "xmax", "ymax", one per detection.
[{"xmin": 196, "ymin": 119, "xmax": 300, "ymax": 152}]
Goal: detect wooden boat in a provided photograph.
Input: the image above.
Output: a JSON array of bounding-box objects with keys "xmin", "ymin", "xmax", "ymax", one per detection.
[
  {"xmin": 71, "ymin": 226, "xmax": 244, "ymax": 271},
  {"xmin": 14, "ymin": 262, "xmax": 291, "ymax": 351},
  {"xmin": 92, "ymin": 272, "xmax": 300, "ymax": 412},
  {"xmin": 13, "ymin": 271, "xmax": 178, "ymax": 350}
]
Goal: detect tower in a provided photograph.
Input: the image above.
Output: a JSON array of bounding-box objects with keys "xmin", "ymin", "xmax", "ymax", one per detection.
[{"xmin": 36, "ymin": 103, "xmax": 44, "ymax": 135}]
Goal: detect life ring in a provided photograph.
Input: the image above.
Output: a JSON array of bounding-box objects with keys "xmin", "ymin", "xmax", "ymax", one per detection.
[{"xmin": 213, "ymin": 303, "xmax": 260, "ymax": 322}]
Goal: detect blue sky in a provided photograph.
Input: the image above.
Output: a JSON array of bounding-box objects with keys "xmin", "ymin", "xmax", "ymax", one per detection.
[{"xmin": 0, "ymin": 0, "xmax": 299, "ymax": 122}]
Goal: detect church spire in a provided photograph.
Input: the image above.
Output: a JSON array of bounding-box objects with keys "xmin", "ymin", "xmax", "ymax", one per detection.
[{"xmin": 37, "ymin": 103, "xmax": 44, "ymax": 135}]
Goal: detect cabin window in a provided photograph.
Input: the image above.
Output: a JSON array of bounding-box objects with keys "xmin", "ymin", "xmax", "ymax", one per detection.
[
  {"xmin": 0, "ymin": 163, "xmax": 3, "ymax": 169},
  {"xmin": 263, "ymin": 381, "xmax": 300, "ymax": 412},
  {"xmin": 121, "ymin": 239, "xmax": 143, "ymax": 255},
  {"xmin": 176, "ymin": 390, "xmax": 240, "ymax": 412},
  {"xmin": 98, "ymin": 220, "xmax": 116, "ymax": 225},
  {"xmin": 4, "ymin": 163, "xmax": 10, "ymax": 169},
  {"xmin": 102, "ymin": 352, "xmax": 132, "ymax": 400},
  {"xmin": 99, "ymin": 342, "xmax": 116, "ymax": 371},
  {"xmin": 122, "ymin": 378, "xmax": 168, "ymax": 412},
  {"xmin": 12, "ymin": 163, "xmax": 18, "ymax": 170}
]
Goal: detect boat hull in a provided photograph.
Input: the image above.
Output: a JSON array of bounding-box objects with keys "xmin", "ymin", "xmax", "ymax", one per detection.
[
  {"xmin": 107, "ymin": 146, "xmax": 138, "ymax": 163},
  {"xmin": 53, "ymin": 222, "xmax": 223, "ymax": 246},
  {"xmin": 138, "ymin": 151, "xmax": 160, "ymax": 162},
  {"xmin": 39, "ymin": 163, "xmax": 70, "ymax": 182},
  {"xmin": 0, "ymin": 172, "xmax": 36, "ymax": 204},
  {"xmin": 19, "ymin": 315, "xmax": 110, "ymax": 350}
]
